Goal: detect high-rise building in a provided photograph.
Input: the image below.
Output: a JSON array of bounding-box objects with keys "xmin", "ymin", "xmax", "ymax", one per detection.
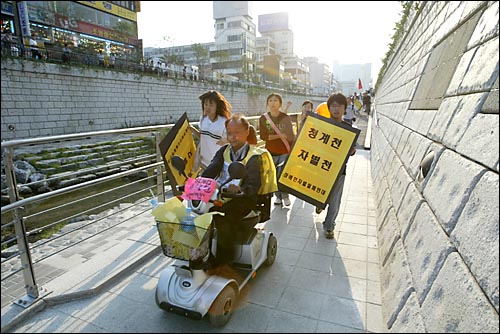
[
  {"xmin": 304, "ymin": 57, "xmax": 332, "ymax": 96},
  {"xmin": 211, "ymin": 1, "xmax": 256, "ymax": 81},
  {"xmin": 257, "ymin": 12, "xmax": 293, "ymax": 55},
  {"xmin": 256, "ymin": 12, "xmax": 310, "ymax": 93}
]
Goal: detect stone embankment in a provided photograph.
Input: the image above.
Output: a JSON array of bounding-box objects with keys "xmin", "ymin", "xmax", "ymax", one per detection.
[{"xmin": 1, "ymin": 136, "xmax": 156, "ymax": 205}]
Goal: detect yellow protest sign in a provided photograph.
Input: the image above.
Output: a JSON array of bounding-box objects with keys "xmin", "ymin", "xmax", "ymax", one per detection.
[
  {"xmin": 354, "ymin": 99, "xmax": 363, "ymax": 111},
  {"xmin": 159, "ymin": 113, "xmax": 196, "ymax": 194},
  {"xmin": 278, "ymin": 112, "xmax": 360, "ymax": 209}
]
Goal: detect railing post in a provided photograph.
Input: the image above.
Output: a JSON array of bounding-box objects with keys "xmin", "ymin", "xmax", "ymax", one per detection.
[
  {"xmin": 155, "ymin": 132, "xmax": 165, "ymax": 202},
  {"xmin": 4, "ymin": 147, "xmax": 48, "ymax": 307}
]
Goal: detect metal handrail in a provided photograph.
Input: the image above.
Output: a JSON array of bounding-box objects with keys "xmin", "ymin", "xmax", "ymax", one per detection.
[
  {"xmin": 0, "ymin": 124, "xmax": 172, "ymax": 149},
  {"xmin": 1, "ymin": 160, "xmax": 163, "ymax": 213},
  {"xmin": 0, "ymin": 123, "xmax": 175, "ymax": 306},
  {"xmin": 1, "ymin": 114, "xmax": 281, "ymax": 308}
]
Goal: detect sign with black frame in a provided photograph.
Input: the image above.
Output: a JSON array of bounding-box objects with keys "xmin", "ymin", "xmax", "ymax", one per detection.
[
  {"xmin": 159, "ymin": 112, "xmax": 196, "ymax": 195},
  {"xmin": 278, "ymin": 112, "xmax": 360, "ymax": 209}
]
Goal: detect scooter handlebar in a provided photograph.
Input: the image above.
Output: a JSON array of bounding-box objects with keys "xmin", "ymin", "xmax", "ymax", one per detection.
[{"xmin": 220, "ymin": 189, "xmax": 245, "ymax": 198}]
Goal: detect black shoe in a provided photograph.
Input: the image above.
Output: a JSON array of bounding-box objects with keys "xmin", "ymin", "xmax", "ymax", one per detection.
[{"xmin": 324, "ymin": 230, "xmax": 334, "ymax": 239}]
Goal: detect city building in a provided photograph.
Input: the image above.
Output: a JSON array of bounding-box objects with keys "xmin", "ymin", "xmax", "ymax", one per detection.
[
  {"xmin": 255, "ymin": 35, "xmax": 277, "ymax": 83},
  {"xmin": 262, "ymin": 54, "xmax": 284, "ymax": 85},
  {"xmin": 211, "ymin": 1, "xmax": 257, "ymax": 81},
  {"xmin": 332, "ymin": 62, "xmax": 372, "ymax": 95},
  {"xmin": 2, "ymin": 1, "xmax": 142, "ymax": 63},
  {"xmin": 304, "ymin": 57, "xmax": 333, "ymax": 96},
  {"xmin": 144, "ymin": 42, "xmax": 212, "ymax": 79},
  {"xmin": 257, "ymin": 12, "xmax": 293, "ymax": 55},
  {"xmin": 257, "ymin": 12, "xmax": 310, "ymax": 93},
  {"xmin": 1, "ymin": 2, "xmax": 15, "ymax": 35},
  {"xmin": 281, "ymin": 54, "xmax": 310, "ymax": 93}
]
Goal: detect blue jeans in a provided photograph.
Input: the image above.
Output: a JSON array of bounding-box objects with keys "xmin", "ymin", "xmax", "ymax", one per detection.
[
  {"xmin": 323, "ymin": 174, "xmax": 346, "ymax": 231},
  {"xmin": 272, "ymin": 153, "xmax": 289, "ymax": 200}
]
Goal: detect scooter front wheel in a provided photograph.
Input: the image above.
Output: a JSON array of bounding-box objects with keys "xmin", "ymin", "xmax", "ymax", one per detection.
[{"xmin": 208, "ymin": 285, "xmax": 237, "ymax": 327}]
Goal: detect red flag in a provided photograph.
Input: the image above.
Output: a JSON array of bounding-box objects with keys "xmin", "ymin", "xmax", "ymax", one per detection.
[{"xmin": 358, "ymin": 78, "xmax": 363, "ymax": 90}]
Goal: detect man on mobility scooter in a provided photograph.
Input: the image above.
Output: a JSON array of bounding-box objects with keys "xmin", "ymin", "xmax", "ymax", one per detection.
[
  {"xmin": 201, "ymin": 114, "xmax": 277, "ymax": 270},
  {"xmin": 155, "ymin": 114, "xmax": 278, "ymax": 327}
]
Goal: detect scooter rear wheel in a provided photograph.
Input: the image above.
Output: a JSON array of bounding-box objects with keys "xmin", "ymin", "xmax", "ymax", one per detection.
[
  {"xmin": 208, "ymin": 285, "xmax": 237, "ymax": 327},
  {"xmin": 265, "ymin": 234, "xmax": 277, "ymax": 266}
]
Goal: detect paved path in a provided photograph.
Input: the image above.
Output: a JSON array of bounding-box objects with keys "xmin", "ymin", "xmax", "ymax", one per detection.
[{"xmin": 2, "ymin": 147, "xmax": 384, "ymax": 333}]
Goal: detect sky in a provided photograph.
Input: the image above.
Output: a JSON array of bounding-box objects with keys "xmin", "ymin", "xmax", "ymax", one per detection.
[{"xmin": 137, "ymin": 1, "xmax": 402, "ymax": 81}]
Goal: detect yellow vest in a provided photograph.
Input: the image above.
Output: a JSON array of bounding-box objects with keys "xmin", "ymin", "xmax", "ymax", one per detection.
[{"xmin": 222, "ymin": 145, "xmax": 278, "ymax": 195}]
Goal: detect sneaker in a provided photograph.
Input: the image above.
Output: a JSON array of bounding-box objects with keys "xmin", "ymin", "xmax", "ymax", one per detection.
[
  {"xmin": 274, "ymin": 198, "xmax": 282, "ymax": 205},
  {"xmin": 315, "ymin": 207, "xmax": 323, "ymax": 214},
  {"xmin": 283, "ymin": 198, "xmax": 291, "ymax": 206},
  {"xmin": 324, "ymin": 230, "xmax": 334, "ymax": 239}
]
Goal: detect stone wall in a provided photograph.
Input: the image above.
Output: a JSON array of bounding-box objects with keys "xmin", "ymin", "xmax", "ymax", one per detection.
[
  {"xmin": 372, "ymin": 1, "xmax": 499, "ymax": 332},
  {"xmin": 1, "ymin": 60, "xmax": 323, "ymax": 140}
]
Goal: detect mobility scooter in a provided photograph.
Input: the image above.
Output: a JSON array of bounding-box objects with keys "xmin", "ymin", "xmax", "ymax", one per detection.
[{"xmin": 154, "ymin": 156, "xmax": 277, "ymax": 327}]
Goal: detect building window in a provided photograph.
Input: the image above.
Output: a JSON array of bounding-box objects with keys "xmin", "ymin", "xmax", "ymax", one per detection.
[
  {"xmin": 228, "ymin": 21, "xmax": 241, "ymax": 28},
  {"xmin": 227, "ymin": 35, "xmax": 241, "ymax": 42}
]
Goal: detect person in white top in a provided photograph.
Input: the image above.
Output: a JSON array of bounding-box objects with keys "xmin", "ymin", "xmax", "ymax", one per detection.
[
  {"xmin": 190, "ymin": 90, "xmax": 232, "ymax": 174},
  {"xmin": 343, "ymin": 101, "xmax": 357, "ymax": 126}
]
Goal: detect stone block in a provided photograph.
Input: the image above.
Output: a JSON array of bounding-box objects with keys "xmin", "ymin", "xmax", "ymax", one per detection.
[
  {"xmin": 468, "ymin": 2, "xmax": 500, "ymax": 47},
  {"xmin": 420, "ymin": 252, "xmax": 499, "ymax": 332},
  {"xmin": 380, "ymin": 240, "xmax": 414, "ymax": 329},
  {"xmin": 422, "ymin": 149, "xmax": 485, "ymax": 234},
  {"xmin": 378, "ymin": 207, "xmax": 399, "ymax": 267},
  {"xmin": 404, "ymin": 203, "xmax": 455, "ymax": 304},
  {"xmin": 396, "ymin": 183, "xmax": 424, "ymax": 239},
  {"xmin": 389, "ymin": 167, "xmax": 413, "ymax": 212},
  {"xmin": 451, "ymin": 171, "xmax": 499, "ymax": 312},
  {"xmin": 390, "ymin": 292, "xmax": 426, "ymax": 333},
  {"xmin": 455, "ymin": 113, "xmax": 499, "ymax": 171},
  {"xmin": 442, "ymin": 92, "xmax": 488, "ymax": 150}
]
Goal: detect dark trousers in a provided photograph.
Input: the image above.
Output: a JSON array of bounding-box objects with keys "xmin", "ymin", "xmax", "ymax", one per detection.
[{"xmin": 210, "ymin": 197, "xmax": 256, "ymax": 265}]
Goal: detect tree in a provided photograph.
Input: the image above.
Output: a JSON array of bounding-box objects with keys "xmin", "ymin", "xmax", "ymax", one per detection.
[
  {"xmin": 191, "ymin": 43, "xmax": 209, "ymax": 79},
  {"xmin": 212, "ymin": 50, "xmax": 230, "ymax": 81},
  {"xmin": 165, "ymin": 53, "xmax": 184, "ymax": 65},
  {"xmin": 241, "ymin": 55, "xmax": 249, "ymax": 82}
]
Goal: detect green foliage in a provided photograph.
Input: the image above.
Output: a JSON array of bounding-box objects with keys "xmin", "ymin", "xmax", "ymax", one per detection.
[
  {"xmin": 248, "ymin": 85, "xmax": 263, "ymax": 97},
  {"xmin": 213, "ymin": 50, "xmax": 230, "ymax": 62},
  {"xmin": 191, "ymin": 43, "xmax": 209, "ymax": 68},
  {"xmin": 165, "ymin": 53, "xmax": 184, "ymax": 65},
  {"xmin": 375, "ymin": 1, "xmax": 412, "ymax": 90}
]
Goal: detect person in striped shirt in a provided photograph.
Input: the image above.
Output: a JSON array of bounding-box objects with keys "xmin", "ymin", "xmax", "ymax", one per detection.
[{"xmin": 191, "ymin": 90, "xmax": 232, "ymax": 174}]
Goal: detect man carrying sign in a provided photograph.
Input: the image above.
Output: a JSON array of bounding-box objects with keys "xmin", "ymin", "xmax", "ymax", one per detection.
[{"xmin": 319, "ymin": 93, "xmax": 356, "ymax": 238}]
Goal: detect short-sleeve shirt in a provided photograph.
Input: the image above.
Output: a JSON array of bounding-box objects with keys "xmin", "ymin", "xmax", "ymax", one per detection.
[
  {"xmin": 198, "ymin": 116, "xmax": 227, "ymax": 168},
  {"xmin": 259, "ymin": 112, "xmax": 295, "ymax": 155}
]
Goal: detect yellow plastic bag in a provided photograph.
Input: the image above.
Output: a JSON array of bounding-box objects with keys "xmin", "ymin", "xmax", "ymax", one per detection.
[
  {"xmin": 153, "ymin": 197, "xmax": 224, "ymax": 260},
  {"xmin": 152, "ymin": 197, "xmax": 185, "ymax": 223}
]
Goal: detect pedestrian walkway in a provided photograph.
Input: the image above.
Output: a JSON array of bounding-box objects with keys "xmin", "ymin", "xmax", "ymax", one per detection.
[{"xmin": 2, "ymin": 150, "xmax": 384, "ymax": 333}]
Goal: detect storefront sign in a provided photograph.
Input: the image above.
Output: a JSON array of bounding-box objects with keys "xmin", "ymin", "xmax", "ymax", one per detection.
[
  {"xmin": 278, "ymin": 112, "xmax": 360, "ymax": 209},
  {"xmin": 17, "ymin": 1, "xmax": 31, "ymax": 37},
  {"xmin": 1, "ymin": 2, "xmax": 14, "ymax": 16},
  {"xmin": 77, "ymin": 1, "xmax": 137, "ymax": 22},
  {"xmin": 54, "ymin": 13, "xmax": 137, "ymax": 45}
]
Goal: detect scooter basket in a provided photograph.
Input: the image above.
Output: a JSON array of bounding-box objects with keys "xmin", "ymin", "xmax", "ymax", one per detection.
[{"xmin": 156, "ymin": 221, "xmax": 210, "ymax": 262}]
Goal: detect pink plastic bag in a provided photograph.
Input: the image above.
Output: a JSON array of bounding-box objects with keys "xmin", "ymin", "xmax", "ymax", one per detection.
[{"xmin": 181, "ymin": 177, "xmax": 217, "ymax": 203}]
